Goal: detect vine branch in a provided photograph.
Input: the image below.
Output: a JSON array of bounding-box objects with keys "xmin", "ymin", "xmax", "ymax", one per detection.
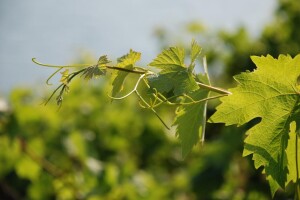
[
  {"xmin": 106, "ymin": 66, "xmax": 147, "ymax": 74},
  {"xmin": 32, "ymin": 58, "xmax": 92, "ymax": 68},
  {"xmin": 197, "ymin": 82, "xmax": 231, "ymax": 95}
]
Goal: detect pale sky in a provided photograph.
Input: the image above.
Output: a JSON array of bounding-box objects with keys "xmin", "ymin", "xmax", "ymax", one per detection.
[{"xmin": 0, "ymin": 0, "xmax": 276, "ymax": 94}]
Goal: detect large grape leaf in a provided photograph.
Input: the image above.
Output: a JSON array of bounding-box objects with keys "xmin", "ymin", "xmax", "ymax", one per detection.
[
  {"xmin": 210, "ymin": 54, "xmax": 300, "ymax": 195},
  {"xmin": 148, "ymin": 46, "xmax": 198, "ymax": 96},
  {"xmin": 111, "ymin": 50, "xmax": 141, "ymax": 97}
]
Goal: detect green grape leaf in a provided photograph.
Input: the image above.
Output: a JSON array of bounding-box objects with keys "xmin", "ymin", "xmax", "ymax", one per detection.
[
  {"xmin": 148, "ymin": 47, "xmax": 198, "ymax": 96},
  {"xmin": 173, "ymin": 88, "xmax": 209, "ymax": 158},
  {"xmin": 189, "ymin": 40, "xmax": 202, "ymax": 71},
  {"xmin": 81, "ymin": 55, "xmax": 109, "ymax": 80},
  {"xmin": 210, "ymin": 54, "xmax": 300, "ymax": 195},
  {"xmin": 60, "ymin": 69, "xmax": 69, "ymax": 84},
  {"xmin": 97, "ymin": 55, "xmax": 111, "ymax": 67},
  {"xmin": 81, "ymin": 66, "xmax": 106, "ymax": 80},
  {"xmin": 149, "ymin": 46, "xmax": 185, "ymax": 70},
  {"xmin": 111, "ymin": 50, "xmax": 141, "ymax": 97}
]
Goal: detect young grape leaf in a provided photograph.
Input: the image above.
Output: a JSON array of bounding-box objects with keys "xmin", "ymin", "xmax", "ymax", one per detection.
[
  {"xmin": 97, "ymin": 55, "xmax": 111, "ymax": 67},
  {"xmin": 148, "ymin": 46, "xmax": 198, "ymax": 96},
  {"xmin": 173, "ymin": 88, "xmax": 209, "ymax": 158},
  {"xmin": 189, "ymin": 40, "xmax": 202, "ymax": 72},
  {"xmin": 81, "ymin": 66, "xmax": 106, "ymax": 80},
  {"xmin": 210, "ymin": 54, "xmax": 300, "ymax": 195},
  {"xmin": 60, "ymin": 69, "xmax": 69, "ymax": 84},
  {"xmin": 111, "ymin": 50, "xmax": 141, "ymax": 97},
  {"xmin": 190, "ymin": 40, "xmax": 202, "ymax": 65},
  {"xmin": 81, "ymin": 55, "xmax": 110, "ymax": 80}
]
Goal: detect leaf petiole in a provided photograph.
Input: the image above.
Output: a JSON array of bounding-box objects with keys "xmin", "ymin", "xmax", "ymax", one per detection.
[
  {"xmin": 106, "ymin": 66, "xmax": 147, "ymax": 74},
  {"xmin": 196, "ymin": 82, "xmax": 231, "ymax": 95}
]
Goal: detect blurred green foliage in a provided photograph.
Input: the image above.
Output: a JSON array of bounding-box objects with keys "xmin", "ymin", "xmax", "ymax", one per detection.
[
  {"xmin": 0, "ymin": 78, "xmax": 271, "ymax": 200},
  {"xmin": 1, "ymin": 0, "xmax": 300, "ymax": 199}
]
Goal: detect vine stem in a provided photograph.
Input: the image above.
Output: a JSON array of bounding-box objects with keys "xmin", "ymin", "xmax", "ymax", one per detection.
[
  {"xmin": 201, "ymin": 56, "xmax": 210, "ymax": 145},
  {"xmin": 46, "ymin": 67, "xmax": 63, "ymax": 85},
  {"xmin": 135, "ymin": 89, "xmax": 170, "ymax": 130},
  {"xmin": 32, "ymin": 58, "xmax": 91, "ymax": 68},
  {"xmin": 108, "ymin": 74, "xmax": 170, "ymax": 130},
  {"xmin": 197, "ymin": 82, "xmax": 232, "ymax": 95},
  {"xmin": 32, "ymin": 58, "xmax": 148, "ymax": 74},
  {"xmin": 108, "ymin": 74, "xmax": 146, "ymax": 100},
  {"xmin": 106, "ymin": 66, "xmax": 147, "ymax": 74},
  {"xmin": 152, "ymin": 94, "xmax": 227, "ymax": 108}
]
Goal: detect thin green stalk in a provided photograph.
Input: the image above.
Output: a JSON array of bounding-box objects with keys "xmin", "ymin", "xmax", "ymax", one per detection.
[
  {"xmin": 106, "ymin": 66, "xmax": 147, "ymax": 74},
  {"xmin": 32, "ymin": 58, "xmax": 92, "ymax": 68},
  {"xmin": 33, "ymin": 58, "xmax": 149, "ymax": 74},
  {"xmin": 197, "ymin": 82, "xmax": 231, "ymax": 95},
  {"xmin": 135, "ymin": 89, "xmax": 170, "ymax": 130},
  {"xmin": 151, "ymin": 94, "xmax": 182, "ymax": 108},
  {"xmin": 153, "ymin": 94, "xmax": 227, "ymax": 108},
  {"xmin": 203, "ymin": 56, "xmax": 211, "ymax": 85},
  {"xmin": 44, "ymin": 83, "xmax": 64, "ymax": 105},
  {"xmin": 46, "ymin": 67, "xmax": 63, "ymax": 85},
  {"xmin": 201, "ymin": 56, "xmax": 210, "ymax": 144},
  {"xmin": 109, "ymin": 74, "xmax": 146, "ymax": 100}
]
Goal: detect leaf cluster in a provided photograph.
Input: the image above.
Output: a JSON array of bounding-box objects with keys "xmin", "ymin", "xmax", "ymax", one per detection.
[{"xmin": 33, "ymin": 41, "xmax": 230, "ymax": 158}]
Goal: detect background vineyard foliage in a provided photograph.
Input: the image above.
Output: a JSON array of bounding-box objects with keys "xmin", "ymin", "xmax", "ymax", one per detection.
[
  {"xmin": 0, "ymin": 79, "xmax": 265, "ymax": 200},
  {"xmin": 0, "ymin": 0, "xmax": 299, "ymax": 199}
]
